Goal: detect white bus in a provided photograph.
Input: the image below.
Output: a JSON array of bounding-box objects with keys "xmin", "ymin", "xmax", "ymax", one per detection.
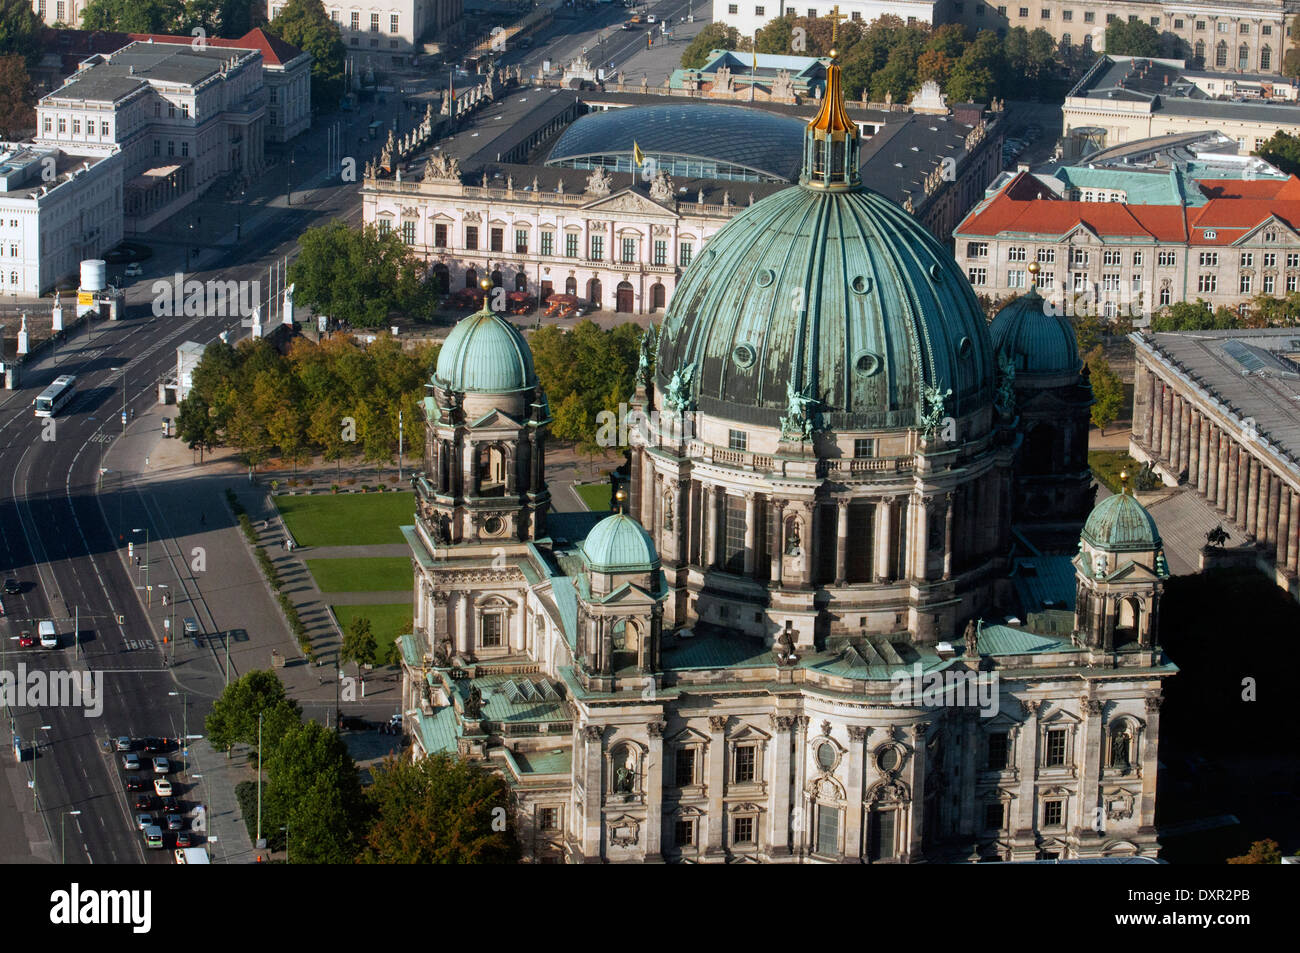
[{"xmin": 34, "ymin": 375, "xmax": 77, "ymax": 417}]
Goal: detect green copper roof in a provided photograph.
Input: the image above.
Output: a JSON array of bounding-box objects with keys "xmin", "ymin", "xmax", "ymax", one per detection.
[
  {"xmin": 656, "ymin": 182, "xmax": 995, "ymax": 430},
  {"xmin": 1081, "ymin": 492, "xmax": 1162, "ymax": 553},
  {"xmin": 580, "ymin": 513, "xmax": 660, "ymax": 573},
  {"xmin": 990, "ymin": 286, "xmax": 1081, "ymax": 376},
  {"xmin": 433, "ymin": 306, "xmax": 536, "ymax": 394}
]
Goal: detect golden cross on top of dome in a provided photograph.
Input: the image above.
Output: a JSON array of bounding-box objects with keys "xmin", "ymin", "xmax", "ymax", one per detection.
[{"xmin": 825, "ymin": 5, "xmax": 848, "ymax": 50}]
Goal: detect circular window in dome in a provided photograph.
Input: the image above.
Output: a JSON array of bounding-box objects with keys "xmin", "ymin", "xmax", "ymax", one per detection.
[
  {"xmin": 958, "ymin": 336, "xmax": 973, "ymax": 358},
  {"xmin": 877, "ymin": 747, "xmax": 901, "ymax": 773},
  {"xmin": 484, "ymin": 516, "xmax": 503, "ymax": 536},
  {"xmin": 850, "ymin": 275, "xmax": 872, "ymax": 295},
  {"xmin": 854, "ymin": 352, "xmax": 881, "ymax": 376},
  {"xmin": 929, "ymin": 264, "xmax": 943, "ymax": 282},
  {"xmin": 817, "ymin": 742, "xmax": 837, "ymax": 770},
  {"xmin": 732, "ymin": 343, "xmax": 756, "ymax": 368},
  {"xmin": 755, "ymin": 268, "xmax": 775, "ymax": 287}
]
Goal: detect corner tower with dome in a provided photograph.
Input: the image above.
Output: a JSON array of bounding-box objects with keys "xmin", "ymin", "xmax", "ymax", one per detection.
[{"xmin": 399, "ymin": 69, "xmax": 1177, "ymax": 865}]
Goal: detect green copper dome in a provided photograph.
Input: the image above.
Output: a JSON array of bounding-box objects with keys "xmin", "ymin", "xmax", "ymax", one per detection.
[
  {"xmin": 990, "ymin": 286, "xmax": 1081, "ymax": 377},
  {"xmin": 433, "ymin": 306, "xmax": 537, "ymax": 394},
  {"xmin": 1081, "ymin": 492, "xmax": 1162, "ymax": 553},
  {"xmin": 655, "ymin": 66, "xmax": 994, "ymax": 432},
  {"xmin": 582, "ymin": 513, "xmax": 660, "ymax": 573}
]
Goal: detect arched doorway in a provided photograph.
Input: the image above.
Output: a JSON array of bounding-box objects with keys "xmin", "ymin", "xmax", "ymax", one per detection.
[
  {"xmin": 477, "ymin": 444, "xmax": 506, "ymax": 496},
  {"xmin": 587, "ymin": 278, "xmax": 602, "ymax": 309},
  {"xmin": 612, "ymin": 619, "xmax": 639, "ymax": 672},
  {"xmin": 650, "ymin": 282, "xmax": 665, "ymax": 312},
  {"xmin": 565, "ymin": 276, "xmax": 577, "ymax": 296},
  {"xmin": 465, "ymin": 268, "xmax": 477, "ymax": 289},
  {"xmin": 615, "ymin": 281, "xmax": 634, "ymax": 313},
  {"xmin": 514, "ymin": 272, "xmax": 527, "ymax": 292},
  {"xmin": 432, "ymin": 265, "xmax": 449, "ymax": 294},
  {"xmin": 491, "ymin": 269, "xmax": 503, "ymax": 288}
]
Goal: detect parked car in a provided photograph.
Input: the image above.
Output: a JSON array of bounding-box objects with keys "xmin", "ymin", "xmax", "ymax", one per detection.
[
  {"xmin": 3, "ymin": 578, "xmax": 20, "ymax": 594},
  {"xmin": 154, "ymin": 778, "xmax": 173, "ymax": 796},
  {"xmin": 152, "ymin": 756, "xmax": 170, "ymax": 774},
  {"xmin": 125, "ymin": 775, "xmax": 146, "ymax": 792},
  {"xmin": 122, "ymin": 753, "xmax": 141, "ymax": 771}
]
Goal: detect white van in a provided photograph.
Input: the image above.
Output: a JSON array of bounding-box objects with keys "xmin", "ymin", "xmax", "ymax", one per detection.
[{"xmin": 38, "ymin": 620, "xmax": 57, "ymax": 649}]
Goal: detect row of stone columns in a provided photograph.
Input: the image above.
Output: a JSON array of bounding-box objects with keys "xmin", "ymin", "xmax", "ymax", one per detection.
[{"xmin": 1137, "ymin": 363, "xmax": 1300, "ymax": 574}]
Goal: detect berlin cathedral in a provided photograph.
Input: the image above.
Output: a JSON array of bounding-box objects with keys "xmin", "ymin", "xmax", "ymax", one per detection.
[{"xmin": 397, "ymin": 61, "xmax": 1176, "ymax": 863}]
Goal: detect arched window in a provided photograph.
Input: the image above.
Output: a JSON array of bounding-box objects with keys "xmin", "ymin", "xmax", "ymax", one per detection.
[
  {"xmin": 565, "ymin": 276, "xmax": 577, "ymax": 295},
  {"xmin": 1107, "ymin": 721, "xmax": 1136, "ymax": 774},
  {"xmin": 465, "ymin": 267, "xmax": 477, "ymax": 289},
  {"xmin": 514, "ymin": 272, "xmax": 527, "ymax": 292},
  {"xmin": 477, "ymin": 444, "xmax": 506, "ymax": 497},
  {"xmin": 1216, "ymin": 41, "xmax": 1228, "ymax": 68},
  {"xmin": 1194, "ymin": 39, "xmax": 1205, "ymax": 63},
  {"xmin": 490, "ymin": 269, "xmax": 503, "ymax": 288},
  {"xmin": 431, "ymin": 264, "xmax": 449, "ymax": 294},
  {"xmin": 1238, "ymin": 43, "xmax": 1249, "ymax": 70},
  {"xmin": 1083, "ymin": 34, "xmax": 1092, "ymax": 52},
  {"xmin": 1261, "ymin": 45, "xmax": 1272, "ymax": 71},
  {"xmin": 1061, "ymin": 33, "xmax": 1071, "ymax": 51}
]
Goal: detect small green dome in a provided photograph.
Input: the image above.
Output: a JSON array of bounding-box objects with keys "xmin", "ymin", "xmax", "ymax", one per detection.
[
  {"xmin": 433, "ymin": 307, "xmax": 536, "ymax": 394},
  {"xmin": 582, "ymin": 513, "xmax": 659, "ymax": 572},
  {"xmin": 989, "ymin": 286, "xmax": 1081, "ymax": 377},
  {"xmin": 1081, "ymin": 492, "xmax": 1162, "ymax": 553}
]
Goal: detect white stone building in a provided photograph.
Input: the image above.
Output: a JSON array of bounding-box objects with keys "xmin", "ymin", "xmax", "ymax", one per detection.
[
  {"xmin": 268, "ymin": 0, "xmax": 463, "ymax": 69},
  {"xmin": 713, "ymin": 0, "xmax": 940, "ymax": 39},
  {"xmin": 0, "ymin": 142, "xmax": 123, "ymax": 297}
]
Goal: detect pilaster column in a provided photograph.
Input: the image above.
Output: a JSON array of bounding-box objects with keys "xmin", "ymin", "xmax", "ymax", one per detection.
[
  {"xmin": 712, "ymin": 488, "xmax": 725, "ymax": 569},
  {"xmin": 912, "ymin": 494, "xmax": 931, "ymax": 582},
  {"xmin": 845, "ymin": 725, "xmax": 869, "ymax": 861},
  {"xmin": 1187, "ymin": 411, "xmax": 1200, "ymax": 488},
  {"xmin": 1013, "ymin": 701, "xmax": 1040, "ymax": 853},
  {"xmin": 958, "ymin": 713, "xmax": 978, "ymax": 836},
  {"xmin": 601, "ymin": 618, "xmax": 613, "ymax": 675},
  {"xmin": 1181, "ymin": 400, "xmax": 1193, "ymax": 476},
  {"xmin": 700, "ymin": 484, "xmax": 712, "ymax": 568},
  {"xmin": 874, "ymin": 497, "xmax": 893, "ymax": 583},
  {"xmin": 645, "ymin": 722, "xmax": 665, "ymax": 860},
  {"xmin": 582, "ymin": 725, "xmax": 604, "ymax": 860},
  {"xmin": 1237, "ymin": 447, "xmax": 1250, "ymax": 526},
  {"xmin": 744, "ymin": 492, "xmax": 758, "ymax": 576},
  {"xmin": 768, "ymin": 715, "xmax": 795, "ymax": 857},
  {"xmin": 1137, "ymin": 363, "xmax": 1154, "ymax": 449},
  {"xmin": 772, "ymin": 500, "xmax": 786, "ymax": 586},
  {"xmin": 1137, "ymin": 697, "xmax": 1162, "ymax": 835},
  {"xmin": 1161, "ymin": 385, "xmax": 1174, "ymax": 462},
  {"xmin": 835, "ymin": 499, "xmax": 849, "ymax": 587},
  {"xmin": 1276, "ymin": 484, "xmax": 1292, "ymax": 569},
  {"xmin": 706, "ymin": 715, "xmax": 727, "ymax": 856},
  {"xmin": 1247, "ymin": 456, "xmax": 1261, "ymax": 538},
  {"xmin": 1265, "ymin": 470, "xmax": 1281, "ymax": 548},
  {"xmin": 793, "ymin": 716, "xmax": 810, "ymax": 854},
  {"xmin": 1227, "ymin": 443, "xmax": 1240, "ymax": 520},
  {"xmin": 1169, "ymin": 397, "xmax": 1183, "ymax": 476},
  {"xmin": 1196, "ymin": 414, "xmax": 1210, "ymax": 492},
  {"xmin": 458, "ymin": 590, "xmax": 473, "ymax": 655},
  {"xmin": 1103, "ymin": 596, "xmax": 1116, "ymax": 652},
  {"xmin": 943, "ymin": 492, "xmax": 955, "ymax": 580},
  {"xmin": 907, "ymin": 721, "xmax": 930, "ymax": 861},
  {"xmin": 799, "ymin": 504, "xmax": 814, "ymax": 589},
  {"xmin": 1152, "ymin": 381, "xmax": 1165, "ymax": 458},
  {"xmin": 677, "ymin": 479, "xmax": 689, "ymax": 562},
  {"xmin": 1207, "ymin": 426, "xmax": 1220, "ymax": 504},
  {"xmin": 1078, "ymin": 698, "xmax": 1105, "ymax": 841},
  {"xmin": 1289, "ymin": 491, "xmax": 1300, "ymax": 574}
]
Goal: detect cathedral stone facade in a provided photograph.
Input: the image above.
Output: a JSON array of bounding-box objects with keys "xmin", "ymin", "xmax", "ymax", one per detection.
[{"xmin": 398, "ymin": 63, "xmax": 1177, "ymax": 863}]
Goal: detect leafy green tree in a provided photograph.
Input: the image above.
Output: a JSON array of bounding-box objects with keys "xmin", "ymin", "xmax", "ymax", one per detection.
[
  {"xmin": 1086, "ymin": 348, "xmax": 1124, "ymax": 435},
  {"xmin": 946, "ymin": 29, "xmax": 1001, "ymax": 103},
  {"xmin": 267, "ymin": 0, "xmax": 345, "ymax": 109},
  {"xmin": 1227, "ymin": 838, "xmax": 1284, "ymax": 864},
  {"xmin": 264, "ymin": 720, "xmax": 367, "ymax": 863},
  {"xmin": 360, "ymin": 753, "xmax": 521, "ymax": 864},
  {"xmin": 753, "ymin": 14, "xmax": 794, "ymax": 55},
  {"xmin": 204, "ymin": 670, "xmax": 302, "ymax": 755},
  {"xmin": 924, "ymin": 22, "xmax": 968, "ymax": 61},
  {"xmin": 0, "ymin": 55, "xmax": 34, "ymax": 141},
  {"xmin": 1253, "ymin": 130, "xmax": 1300, "ymax": 177},
  {"xmin": 1104, "ymin": 19, "xmax": 1160, "ymax": 58},
  {"xmin": 1026, "ymin": 28, "xmax": 1056, "ymax": 81},
  {"xmin": 679, "ymin": 22, "xmax": 739, "ymax": 69},
  {"xmin": 0, "ymin": 0, "xmax": 42, "ymax": 65},
  {"xmin": 288, "ymin": 221, "xmax": 427, "ymax": 328},
  {"xmin": 79, "ymin": 0, "xmax": 182, "ymax": 33},
  {"xmin": 340, "ymin": 615, "xmax": 377, "ymax": 690}
]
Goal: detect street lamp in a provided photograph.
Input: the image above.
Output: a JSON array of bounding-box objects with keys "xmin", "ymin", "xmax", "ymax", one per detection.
[
  {"xmin": 236, "ymin": 189, "xmax": 246, "ymax": 240},
  {"xmin": 132, "ymin": 527, "xmax": 150, "ymax": 592},
  {"xmin": 286, "ymin": 149, "xmax": 295, "ymax": 205},
  {"xmin": 168, "ymin": 691, "xmax": 187, "ymax": 775},
  {"xmin": 62, "ymin": 810, "xmax": 81, "ymax": 864},
  {"xmin": 31, "ymin": 724, "xmax": 51, "ymax": 810}
]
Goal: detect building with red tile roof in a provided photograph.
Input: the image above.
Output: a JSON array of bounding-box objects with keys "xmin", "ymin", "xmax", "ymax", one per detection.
[{"xmin": 953, "ymin": 134, "xmax": 1300, "ymax": 320}]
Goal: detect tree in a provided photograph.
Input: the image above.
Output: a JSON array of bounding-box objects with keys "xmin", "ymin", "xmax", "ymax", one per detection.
[
  {"xmin": 340, "ymin": 615, "xmax": 377, "ymax": 690},
  {"xmin": 263, "ymin": 720, "xmax": 367, "ymax": 863},
  {"xmin": 946, "ymin": 29, "xmax": 1001, "ymax": 103},
  {"xmin": 1253, "ymin": 130, "xmax": 1300, "ymax": 177},
  {"xmin": 266, "ymin": 0, "xmax": 345, "ymax": 110},
  {"xmin": 1227, "ymin": 839, "xmax": 1283, "ymax": 864},
  {"xmin": 1104, "ymin": 19, "xmax": 1160, "ymax": 58},
  {"xmin": 1087, "ymin": 347, "xmax": 1124, "ymax": 434},
  {"xmin": 288, "ymin": 221, "xmax": 426, "ymax": 328},
  {"xmin": 204, "ymin": 670, "xmax": 302, "ymax": 755},
  {"xmin": 679, "ymin": 22, "xmax": 739, "ymax": 70},
  {"xmin": 79, "ymin": 0, "xmax": 182, "ymax": 33},
  {"xmin": 0, "ymin": 55, "xmax": 34, "ymax": 140},
  {"xmin": 360, "ymin": 752, "xmax": 521, "ymax": 864},
  {"xmin": 0, "ymin": 0, "xmax": 44, "ymax": 65}
]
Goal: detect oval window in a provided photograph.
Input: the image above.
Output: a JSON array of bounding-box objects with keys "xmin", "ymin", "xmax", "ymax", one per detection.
[
  {"xmin": 878, "ymin": 747, "xmax": 900, "ymax": 772},
  {"xmin": 929, "ymin": 263, "xmax": 943, "ymax": 282},
  {"xmin": 817, "ymin": 743, "xmax": 836, "ymax": 770},
  {"xmin": 854, "ymin": 352, "xmax": 881, "ymax": 376},
  {"xmin": 484, "ymin": 516, "xmax": 503, "ymax": 536},
  {"xmin": 755, "ymin": 268, "xmax": 775, "ymax": 287},
  {"xmin": 958, "ymin": 336, "xmax": 973, "ymax": 358},
  {"xmin": 733, "ymin": 343, "xmax": 756, "ymax": 368},
  {"xmin": 850, "ymin": 275, "xmax": 872, "ymax": 295}
]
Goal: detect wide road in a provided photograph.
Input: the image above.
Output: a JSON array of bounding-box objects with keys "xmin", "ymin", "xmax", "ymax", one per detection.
[{"xmin": 0, "ymin": 160, "xmax": 364, "ymax": 865}]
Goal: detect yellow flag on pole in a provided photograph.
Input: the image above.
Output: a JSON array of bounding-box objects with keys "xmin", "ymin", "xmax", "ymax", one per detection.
[{"xmin": 633, "ymin": 140, "xmax": 645, "ymax": 168}]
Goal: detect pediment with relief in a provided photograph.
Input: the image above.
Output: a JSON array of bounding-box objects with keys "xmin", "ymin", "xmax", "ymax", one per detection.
[{"xmin": 584, "ymin": 188, "xmax": 680, "ymax": 216}]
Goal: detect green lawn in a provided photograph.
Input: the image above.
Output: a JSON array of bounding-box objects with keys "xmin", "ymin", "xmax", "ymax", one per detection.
[
  {"xmin": 305, "ymin": 557, "xmax": 413, "ymax": 593},
  {"xmin": 576, "ymin": 482, "xmax": 612, "ymax": 511},
  {"xmin": 274, "ymin": 492, "xmax": 414, "ymax": 546},
  {"xmin": 331, "ymin": 602, "xmax": 412, "ymax": 662},
  {"xmin": 1088, "ymin": 450, "xmax": 1143, "ymax": 494}
]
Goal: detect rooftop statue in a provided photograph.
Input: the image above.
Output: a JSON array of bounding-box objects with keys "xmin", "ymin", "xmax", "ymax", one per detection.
[
  {"xmin": 995, "ymin": 351, "xmax": 1016, "ymax": 418},
  {"xmin": 919, "ymin": 383, "xmax": 952, "ymax": 437},
  {"xmin": 586, "ymin": 165, "xmax": 612, "ymax": 196},
  {"xmin": 663, "ymin": 362, "xmax": 695, "ymax": 414},
  {"xmin": 780, "ymin": 378, "xmax": 820, "ymax": 440}
]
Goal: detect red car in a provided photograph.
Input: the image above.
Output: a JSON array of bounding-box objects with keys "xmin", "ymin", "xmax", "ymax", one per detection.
[
  {"xmin": 175, "ymin": 831, "xmax": 194, "ymax": 848},
  {"xmin": 17, "ymin": 631, "xmax": 35, "ymax": 648}
]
